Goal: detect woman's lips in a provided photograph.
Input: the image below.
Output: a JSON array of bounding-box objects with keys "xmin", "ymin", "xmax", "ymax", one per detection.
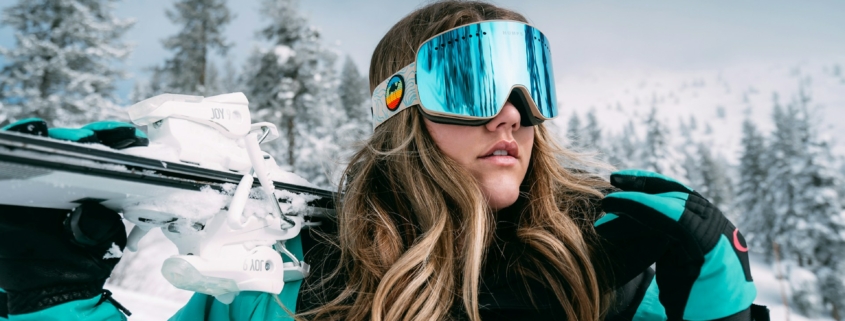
[
  {"xmin": 479, "ymin": 155, "xmax": 519, "ymax": 166},
  {"xmin": 480, "ymin": 140, "xmax": 519, "ymax": 158}
]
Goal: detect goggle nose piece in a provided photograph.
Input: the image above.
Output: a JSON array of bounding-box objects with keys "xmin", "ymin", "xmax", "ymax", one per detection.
[{"xmin": 508, "ymin": 90, "xmax": 544, "ymax": 127}]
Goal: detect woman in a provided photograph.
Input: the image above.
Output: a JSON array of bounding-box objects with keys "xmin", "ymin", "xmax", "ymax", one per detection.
[
  {"xmin": 295, "ymin": 1, "xmax": 760, "ymax": 321},
  {"xmin": 0, "ymin": 1, "xmax": 762, "ymax": 320},
  {"xmin": 299, "ymin": 2, "xmax": 614, "ymax": 320}
]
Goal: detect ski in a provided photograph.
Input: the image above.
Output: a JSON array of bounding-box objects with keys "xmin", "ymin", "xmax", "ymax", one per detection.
[
  {"xmin": 0, "ymin": 130, "xmax": 335, "ymax": 211},
  {"xmin": 0, "ymin": 93, "xmax": 337, "ymax": 303}
]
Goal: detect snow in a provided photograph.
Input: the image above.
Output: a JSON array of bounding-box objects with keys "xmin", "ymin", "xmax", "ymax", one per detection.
[
  {"xmin": 104, "ymin": 242, "xmax": 124, "ymax": 259},
  {"xmin": 122, "ymin": 143, "xmax": 183, "ymax": 166},
  {"xmin": 109, "ymin": 228, "xmax": 194, "ymax": 307},
  {"xmin": 269, "ymin": 165, "xmax": 315, "ymax": 188},
  {"xmin": 104, "ymin": 284, "xmax": 188, "ymax": 321},
  {"xmin": 274, "ymin": 45, "xmax": 295, "ymax": 65},
  {"xmin": 555, "ymin": 58, "xmax": 845, "ymax": 161},
  {"xmin": 123, "ymin": 185, "xmax": 230, "ymax": 223},
  {"xmin": 750, "ymin": 252, "xmax": 834, "ymax": 321},
  {"xmin": 276, "ymin": 189, "xmax": 319, "ymax": 214}
]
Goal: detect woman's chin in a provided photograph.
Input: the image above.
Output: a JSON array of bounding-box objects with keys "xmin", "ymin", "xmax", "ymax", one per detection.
[{"xmin": 482, "ymin": 185, "xmax": 521, "ymax": 211}]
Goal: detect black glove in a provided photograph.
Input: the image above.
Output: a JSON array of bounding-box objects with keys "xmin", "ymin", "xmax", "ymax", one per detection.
[
  {"xmin": 601, "ymin": 170, "xmax": 758, "ymax": 321},
  {"xmin": 0, "ymin": 202, "xmax": 127, "ymax": 315}
]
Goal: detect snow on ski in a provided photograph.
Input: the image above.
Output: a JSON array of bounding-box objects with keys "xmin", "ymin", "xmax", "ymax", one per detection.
[{"xmin": 0, "ymin": 129, "xmax": 335, "ymax": 211}]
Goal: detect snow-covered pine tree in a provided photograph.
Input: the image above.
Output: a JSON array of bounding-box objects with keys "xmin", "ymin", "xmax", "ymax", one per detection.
[
  {"xmin": 735, "ymin": 119, "xmax": 774, "ymax": 255},
  {"xmin": 242, "ymin": 0, "xmax": 340, "ymax": 187},
  {"xmin": 129, "ymin": 63, "xmax": 170, "ymax": 103},
  {"xmin": 606, "ymin": 120, "xmax": 640, "ymax": 169},
  {"xmin": 793, "ymin": 123, "xmax": 845, "ymax": 316},
  {"xmin": 818, "ymin": 260, "xmax": 845, "ymax": 320},
  {"xmin": 204, "ymin": 60, "xmax": 222, "ymax": 96},
  {"xmin": 677, "ymin": 116, "xmax": 691, "ymax": 138},
  {"xmin": 581, "ymin": 109, "xmax": 606, "ymax": 158},
  {"xmin": 693, "ymin": 143, "xmax": 733, "ymax": 213},
  {"xmin": 765, "ymin": 97, "xmax": 816, "ymax": 317},
  {"xmin": 642, "ymin": 107, "xmax": 684, "ymax": 179},
  {"xmin": 679, "ymin": 120, "xmax": 731, "ymax": 217},
  {"xmin": 565, "ymin": 112, "xmax": 583, "ymax": 150},
  {"xmin": 338, "ymin": 56, "xmax": 368, "ymax": 125},
  {"xmin": 0, "ymin": 0, "xmax": 134, "ymax": 126},
  {"xmin": 766, "ymin": 92, "xmax": 811, "ymax": 265},
  {"xmin": 242, "ymin": 48, "xmax": 284, "ymax": 125},
  {"xmin": 679, "ymin": 117, "xmax": 700, "ymax": 191},
  {"xmin": 146, "ymin": 0, "xmax": 232, "ymax": 96},
  {"xmin": 217, "ymin": 59, "xmax": 241, "ymax": 95},
  {"xmin": 807, "ymin": 139, "xmax": 845, "ymax": 318},
  {"xmin": 336, "ymin": 55, "xmax": 370, "ymax": 144},
  {"xmin": 764, "ymin": 88, "xmax": 845, "ymax": 316}
]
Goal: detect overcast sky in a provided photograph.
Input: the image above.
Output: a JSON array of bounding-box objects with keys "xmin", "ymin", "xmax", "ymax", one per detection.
[{"xmin": 1, "ymin": 0, "xmax": 843, "ymax": 101}]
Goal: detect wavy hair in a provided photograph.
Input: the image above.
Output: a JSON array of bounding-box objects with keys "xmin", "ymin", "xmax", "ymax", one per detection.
[{"xmin": 300, "ymin": 1, "xmax": 614, "ymax": 320}]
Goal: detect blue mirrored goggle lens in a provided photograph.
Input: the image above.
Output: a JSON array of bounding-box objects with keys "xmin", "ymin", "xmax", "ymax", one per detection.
[{"xmin": 415, "ymin": 21, "xmax": 557, "ymax": 120}]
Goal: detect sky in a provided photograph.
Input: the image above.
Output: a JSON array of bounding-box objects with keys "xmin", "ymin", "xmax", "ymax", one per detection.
[{"xmin": 2, "ymin": 0, "xmax": 843, "ymax": 102}]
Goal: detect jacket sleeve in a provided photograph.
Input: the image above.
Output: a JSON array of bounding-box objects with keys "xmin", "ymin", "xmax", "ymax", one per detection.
[
  {"xmin": 604, "ymin": 269, "xmax": 770, "ymax": 321},
  {"xmin": 1, "ymin": 289, "xmax": 5, "ymax": 320},
  {"xmin": 0, "ymin": 289, "xmax": 125, "ymax": 321},
  {"xmin": 168, "ymin": 283, "xmax": 301, "ymax": 321},
  {"xmin": 604, "ymin": 268, "xmax": 666, "ymax": 321}
]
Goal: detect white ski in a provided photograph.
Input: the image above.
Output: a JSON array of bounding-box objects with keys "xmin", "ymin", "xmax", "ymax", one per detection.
[{"xmin": 0, "ymin": 93, "xmax": 334, "ymax": 304}]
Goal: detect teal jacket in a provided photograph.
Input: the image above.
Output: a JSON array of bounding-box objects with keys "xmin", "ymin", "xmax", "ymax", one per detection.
[
  {"xmin": 0, "ymin": 287, "xmax": 300, "ymax": 321},
  {"xmin": 0, "ymin": 236, "xmax": 309, "ymax": 321},
  {"xmin": 0, "ymin": 278, "xmax": 666, "ymax": 321},
  {"xmin": 0, "ymin": 230, "xmax": 671, "ymax": 321}
]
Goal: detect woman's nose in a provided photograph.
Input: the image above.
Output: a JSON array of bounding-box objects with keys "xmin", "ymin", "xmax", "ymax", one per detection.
[{"xmin": 485, "ymin": 100, "xmax": 521, "ymax": 132}]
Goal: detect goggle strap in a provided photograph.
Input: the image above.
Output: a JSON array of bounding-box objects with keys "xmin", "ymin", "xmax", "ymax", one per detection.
[{"xmin": 371, "ymin": 62, "xmax": 421, "ymax": 129}]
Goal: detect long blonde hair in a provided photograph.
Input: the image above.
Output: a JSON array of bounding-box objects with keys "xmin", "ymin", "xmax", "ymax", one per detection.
[{"xmin": 301, "ymin": 1, "xmax": 613, "ymax": 320}]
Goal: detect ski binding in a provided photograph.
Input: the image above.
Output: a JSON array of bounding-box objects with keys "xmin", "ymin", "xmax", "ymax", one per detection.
[{"xmin": 121, "ymin": 93, "xmax": 310, "ymax": 304}]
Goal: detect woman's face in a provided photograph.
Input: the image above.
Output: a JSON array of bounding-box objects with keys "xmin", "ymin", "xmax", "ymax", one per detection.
[{"xmin": 424, "ymin": 101, "xmax": 534, "ymax": 211}]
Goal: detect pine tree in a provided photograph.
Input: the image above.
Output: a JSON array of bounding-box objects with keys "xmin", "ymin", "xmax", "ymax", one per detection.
[
  {"xmin": 204, "ymin": 60, "xmax": 222, "ymax": 96},
  {"xmin": 582, "ymin": 109, "xmax": 604, "ymax": 155},
  {"xmin": 217, "ymin": 59, "xmax": 241, "ymax": 94},
  {"xmin": 336, "ymin": 55, "xmax": 370, "ymax": 143},
  {"xmin": 693, "ymin": 143, "xmax": 733, "ymax": 212},
  {"xmin": 566, "ymin": 112, "xmax": 582, "ymax": 150},
  {"xmin": 607, "ymin": 120, "xmax": 640, "ymax": 169},
  {"xmin": 794, "ymin": 129, "xmax": 845, "ymax": 315},
  {"xmin": 242, "ymin": 0, "xmax": 340, "ymax": 187},
  {"xmin": 818, "ymin": 262, "xmax": 845, "ymax": 320},
  {"xmin": 735, "ymin": 119, "xmax": 773, "ymax": 254},
  {"xmin": 766, "ymin": 93, "xmax": 809, "ymax": 264},
  {"xmin": 642, "ymin": 107, "xmax": 684, "ymax": 179},
  {"xmin": 147, "ymin": 0, "xmax": 233, "ymax": 96},
  {"xmin": 338, "ymin": 56, "xmax": 369, "ymax": 124},
  {"xmin": 0, "ymin": 0, "xmax": 134, "ymax": 126},
  {"xmin": 764, "ymin": 88, "xmax": 845, "ymax": 316},
  {"xmin": 678, "ymin": 116, "xmax": 691, "ymax": 138}
]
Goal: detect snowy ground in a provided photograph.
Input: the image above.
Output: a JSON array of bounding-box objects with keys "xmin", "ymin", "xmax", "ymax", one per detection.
[
  {"xmin": 106, "ymin": 250, "xmax": 822, "ymax": 320},
  {"xmin": 750, "ymin": 252, "xmax": 833, "ymax": 321}
]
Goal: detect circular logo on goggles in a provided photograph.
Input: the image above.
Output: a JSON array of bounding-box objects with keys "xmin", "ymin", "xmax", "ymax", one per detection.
[{"xmin": 385, "ymin": 75, "xmax": 404, "ymax": 111}]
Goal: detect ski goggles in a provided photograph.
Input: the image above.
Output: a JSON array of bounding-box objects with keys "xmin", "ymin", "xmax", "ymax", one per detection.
[{"xmin": 371, "ymin": 20, "xmax": 558, "ymax": 129}]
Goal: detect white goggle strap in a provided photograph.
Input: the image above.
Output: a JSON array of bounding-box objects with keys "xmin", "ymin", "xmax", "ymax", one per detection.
[{"xmin": 371, "ymin": 62, "xmax": 421, "ymax": 130}]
